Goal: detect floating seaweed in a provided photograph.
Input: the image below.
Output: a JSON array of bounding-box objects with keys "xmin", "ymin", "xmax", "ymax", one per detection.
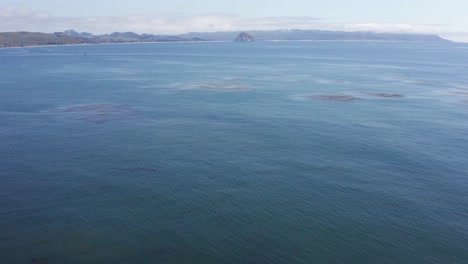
[
  {"xmin": 306, "ymin": 94, "xmax": 361, "ymax": 102},
  {"xmin": 364, "ymin": 92, "xmax": 405, "ymax": 98},
  {"xmin": 48, "ymin": 103, "xmax": 140, "ymax": 123}
]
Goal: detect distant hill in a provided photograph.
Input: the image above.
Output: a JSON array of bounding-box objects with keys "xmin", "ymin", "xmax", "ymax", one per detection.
[
  {"xmin": 63, "ymin": 29, "xmax": 94, "ymax": 38},
  {"xmin": 0, "ymin": 32, "xmax": 84, "ymax": 47},
  {"xmin": 0, "ymin": 30, "xmax": 206, "ymax": 48},
  {"xmin": 178, "ymin": 29, "xmax": 452, "ymax": 42},
  {"xmin": 235, "ymin": 32, "xmax": 255, "ymax": 42},
  {"xmin": 62, "ymin": 30, "xmax": 205, "ymax": 44}
]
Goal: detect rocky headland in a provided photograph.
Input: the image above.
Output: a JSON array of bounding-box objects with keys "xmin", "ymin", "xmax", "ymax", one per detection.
[{"xmin": 235, "ymin": 32, "xmax": 255, "ymax": 42}]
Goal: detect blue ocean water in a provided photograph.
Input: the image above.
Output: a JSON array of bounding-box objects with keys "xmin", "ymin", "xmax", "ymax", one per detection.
[{"xmin": 0, "ymin": 41, "xmax": 468, "ymax": 263}]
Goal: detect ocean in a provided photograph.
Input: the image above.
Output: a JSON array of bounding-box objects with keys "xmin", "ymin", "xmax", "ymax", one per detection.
[{"xmin": 0, "ymin": 41, "xmax": 467, "ymax": 263}]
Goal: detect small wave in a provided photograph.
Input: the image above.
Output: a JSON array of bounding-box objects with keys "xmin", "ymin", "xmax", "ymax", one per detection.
[
  {"xmin": 111, "ymin": 167, "xmax": 159, "ymax": 173},
  {"xmin": 315, "ymin": 79, "xmax": 351, "ymax": 85},
  {"xmin": 47, "ymin": 103, "xmax": 140, "ymax": 123},
  {"xmin": 153, "ymin": 81, "xmax": 252, "ymax": 92},
  {"xmin": 451, "ymin": 83, "xmax": 468, "ymax": 90},
  {"xmin": 449, "ymin": 91, "xmax": 468, "ymax": 96}
]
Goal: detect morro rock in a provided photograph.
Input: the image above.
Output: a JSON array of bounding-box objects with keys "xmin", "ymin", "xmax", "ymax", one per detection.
[{"xmin": 235, "ymin": 32, "xmax": 255, "ymax": 42}]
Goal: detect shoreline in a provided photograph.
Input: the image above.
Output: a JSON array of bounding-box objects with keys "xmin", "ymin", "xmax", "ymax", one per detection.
[
  {"xmin": 0, "ymin": 40, "xmax": 239, "ymax": 50},
  {"xmin": 0, "ymin": 39, "xmax": 459, "ymax": 50}
]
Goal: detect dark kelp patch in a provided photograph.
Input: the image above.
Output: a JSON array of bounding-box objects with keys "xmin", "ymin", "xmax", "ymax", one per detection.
[
  {"xmin": 364, "ymin": 92, "xmax": 405, "ymax": 98},
  {"xmin": 31, "ymin": 257, "xmax": 48, "ymax": 264},
  {"xmin": 306, "ymin": 94, "xmax": 361, "ymax": 102}
]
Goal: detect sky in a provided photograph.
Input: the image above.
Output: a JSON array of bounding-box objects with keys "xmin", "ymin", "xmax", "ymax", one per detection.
[{"xmin": 1, "ymin": 0, "xmax": 468, "ymax": 42}]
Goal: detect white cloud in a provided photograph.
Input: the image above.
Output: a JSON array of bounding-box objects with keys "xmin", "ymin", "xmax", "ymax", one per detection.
[
  {"xmin": 1, "ymin": 4, "xmax": 466, "ymax": 42},
  {"xmin": 338, "ymin": 23, "xmax": 443, "ymax": 33}
]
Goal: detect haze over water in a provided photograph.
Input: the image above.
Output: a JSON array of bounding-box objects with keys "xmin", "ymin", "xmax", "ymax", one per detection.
[{"xmin": 1, "ymin": 41, "xmax": 468, "ymax": 263}]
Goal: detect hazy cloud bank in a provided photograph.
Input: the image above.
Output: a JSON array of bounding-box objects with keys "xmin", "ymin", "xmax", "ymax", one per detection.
[{"xmin": 1, "ymin": 4, "xmax": 466, "ymax": 42}]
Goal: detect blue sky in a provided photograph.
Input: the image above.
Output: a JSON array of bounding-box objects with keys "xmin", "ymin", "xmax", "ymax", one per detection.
[{"xmin": 1, "ymin": 0, "xmax": 468, "ymax": 41}]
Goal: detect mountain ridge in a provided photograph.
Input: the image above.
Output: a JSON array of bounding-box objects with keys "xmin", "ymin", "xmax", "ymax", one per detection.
[{"xmin": 0, "ymin": 29, "xmax": 452, "ymax": 48}]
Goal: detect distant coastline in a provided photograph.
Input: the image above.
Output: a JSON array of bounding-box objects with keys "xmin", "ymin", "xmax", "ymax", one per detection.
[
  {"xmin": 0, "ymin": 29, "xmax": 453, "ymax": 48},
  {"xmin": 0, "ymin": 40, "xmax": 457, "ymax": 50},
  {"xmin": 0, "ymin": 40, "xmax": 234, "ymax": 50}
]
